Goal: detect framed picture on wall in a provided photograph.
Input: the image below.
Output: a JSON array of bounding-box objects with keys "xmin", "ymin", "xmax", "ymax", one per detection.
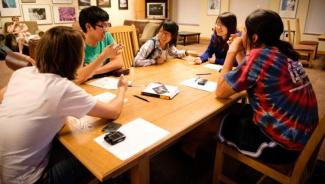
[
  {"xmin": 97, "ymin": 0, "xmax": 111, "ymax": 8},
  {"xmin": 22, "ymin": 0, "xmax": 36, "ymax": 3},
  {"xmin": 22, "ymin": 4, "xmax": 52, "ymax": 24},
  {"xmin": 279, "ymin": 0, "xmax": 298, "ymax": 18},
  {"xmin": 118, "ymin": 0, "xmax": 128, "ymax": 10},
  {"xmin": 52, "ymin": 0, "xmax": 73, "ymax": 4},
  {"xmin": 146, "ymin": 3, "xmax": 165, "ymax": 19},
  {"xmin": 207, "ymin": 0, "xmax": 220, "ymax": 16},
  {"xmin": 0, "ymin": 0, "xmax": 21, "ymax": 16},
  {"xmin": 53, "ymin": 6, "xmax": 76, "ymax": 23},
  {"xmin": 78, "ymin": 0, "xmax": 90, "ymax": 7}
]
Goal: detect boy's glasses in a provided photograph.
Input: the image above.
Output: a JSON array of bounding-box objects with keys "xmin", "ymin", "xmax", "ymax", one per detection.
[{"xmin": 96, "ymin": 24, "xmax": 109, "ymax": 30}]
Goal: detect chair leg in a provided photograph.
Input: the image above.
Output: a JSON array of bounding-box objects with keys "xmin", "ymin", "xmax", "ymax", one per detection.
[
  {"xmin": 213, "ymin": 143, "xmax": 225, "ymax": 184},
  {"xmin": 256, "ymin": 175, "xmax": 267, "ymax": 184}
]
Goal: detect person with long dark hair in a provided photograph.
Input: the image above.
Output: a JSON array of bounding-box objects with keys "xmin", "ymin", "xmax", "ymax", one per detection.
[
  {"xmin": 134, "ymin": 20, "xmax": 198, "ymax": 67},
  {"xmin": 194, "ymin": 12, "xmax": 238, "ymax": 65},
  {"xmin": 216, "ymin": 9, "xmax": 318, "ymax": 163}
]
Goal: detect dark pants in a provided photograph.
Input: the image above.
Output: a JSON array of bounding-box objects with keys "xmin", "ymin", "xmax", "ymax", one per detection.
[
  {"xmin": 35, "ymin": 139, "xmax": 89, "ymax": 184},
  {"xmin": 220, "ymin": 104, "xmax": 300, "ymax": 164}
]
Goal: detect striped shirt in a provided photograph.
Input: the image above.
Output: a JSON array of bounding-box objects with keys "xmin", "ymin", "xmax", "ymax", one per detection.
[
  {"xmin": 225, "ymin": 47, "xmax": 318, "ymax": 150},
  {"xmin": 134, "ymin": 36, "xmax": 186, "ymax": 67}
]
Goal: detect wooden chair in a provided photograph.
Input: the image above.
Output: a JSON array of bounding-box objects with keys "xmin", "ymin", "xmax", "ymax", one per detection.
[
  {"xmin": 107, "ymin": 25, "xmax": 139, "ymax": 68},
  {"xmin": 294, "ymin": 18, "xmax": 319, "ymax": 59},
  {"xmin": 287, "ymin": 20, "xmax": 316, "ymax": 67},
  {"xmin": 213, "ymin": 116, "xmax": 325, "ymax": 184}
]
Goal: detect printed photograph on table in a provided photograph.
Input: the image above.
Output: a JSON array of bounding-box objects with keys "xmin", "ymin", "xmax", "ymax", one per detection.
[
  {"xmin": 118, "ymin": 0, "xmax": 128, "ymax": 10},
  {"xmin": 22, "ymin": 0, "xmax": 36, "ymax": 3},
  {"xmin": 52, "ymin": 0, "xmax": 73, "ymax": 4},
  {"xmin": 53, "ymin": 6, "xmax": 76, "ymax": 23},
  {"xmin": 78, "ymin": 0, "xmax": 90, "ymax": 6},
  {"xmin": 207, "ymin": 0, "xmax": 220, "ymax": 15},
  {"xmin": 279, "ymin": 0, "xmax": 298, "ymax": 18},
  {"xmin": 22, "ymin": 5, "xmax": 52, "ymax": 24},
  {"xmin": 0, "ymin": 0, "xmax": 20, "ymax": 16},
  {"xmin": 97, "ymin": 0, "xmax": 111, "ymax": 8}
]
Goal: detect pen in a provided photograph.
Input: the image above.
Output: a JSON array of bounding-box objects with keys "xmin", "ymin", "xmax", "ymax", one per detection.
[
  {"xmin": 133, "ymin": 95, "xmax": 150, "ymax": 102},
  {"xmin": 128, "ymin": 84, "xmax": 145, "ymax": 87},
  {"xmin": 196, "ymin": 73, "xmax": 211, "ymax": 76}
]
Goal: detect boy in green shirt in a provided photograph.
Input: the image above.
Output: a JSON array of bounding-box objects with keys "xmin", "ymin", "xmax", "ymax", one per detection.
[{"xmin": 75, "ymin": 6, "xmax": 123, "ymax": 84}]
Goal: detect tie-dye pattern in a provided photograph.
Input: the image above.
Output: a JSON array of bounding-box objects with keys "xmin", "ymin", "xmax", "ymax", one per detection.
[{"xmin": 224, "ymin": 47, "xmax": 318, "ymax": 150}]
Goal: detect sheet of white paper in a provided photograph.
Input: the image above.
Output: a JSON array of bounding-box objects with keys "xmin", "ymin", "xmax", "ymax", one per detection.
[
  {"xmin": 180, "ymin": 77, "xmax": 217, "ymax": 92},
  {"xmin": 94, "ymin": 118, "xmax": 169, "ymax": 160},
  {"xmin": 94, "ymin": 92, "xmax": 127, "ymax": 103},
  {"xmin": 204, "ymin": 64, "xmax": 223, "ymax": 71},
  {"xmin": 87, "ymin": 77, "xmax": 119, "ymax": 90}
]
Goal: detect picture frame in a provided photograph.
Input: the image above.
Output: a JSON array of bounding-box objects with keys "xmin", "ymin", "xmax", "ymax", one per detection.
[
  {"xmin": 78, "ymin": 0, "xmax": 90, "ymax": 7},
  {"xmin": 97, "ymin": 0, "xmax": 111, "ymax": 8},
  {"xmin": 118, "ymin": 0, "xmax": 128, "ymax": 10},
  {"xmin": 22, "ymin": 0, "xmax": 36, "ymax": 3},
  {"xmin": 0, "ymin": 0, "xmax": 21, "ymax": 16},
  {"xmin": 207, "ymin": 0, "xmax": 220, "ymax": 16},
  {"xmin": 22, "ymin": 4, "xmax": 52, "ymax": 25},
  {"xmin": 53, "ymin": 6, "xmax": 76, "ymax": 24},
  {"xmin": 52, "ymin": 0, "xmax": 73, "ymax": 4},
  {"xmin": 146, "ymin": 3, "xmax": 165, "ymax": 19},
  {"xmin": 279, "ymin": 0, "xmax": 298, "ymax": 18}
]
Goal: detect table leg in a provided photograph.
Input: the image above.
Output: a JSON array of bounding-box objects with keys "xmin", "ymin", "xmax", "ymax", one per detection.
[
  {"xmin": 198, "ymin": 34, "xmax": 200, "ymax": 44},
  {"xmin": 183, "ymin": 36, "xmax": 186, "ymax": 46},
  {"xmin": 130, "ymin": 157, "xmax": 150, "ymax": 184}
]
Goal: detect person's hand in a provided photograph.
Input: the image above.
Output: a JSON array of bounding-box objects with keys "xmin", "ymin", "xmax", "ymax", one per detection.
[
  {"xmin": 227, "ymin": 33, "xmax": 240, "ymax": 45},
  {"xmin": 101, "ymin": 44, "xmax": 122, "ymax": 59},
  {"xmin": 156, "ymin": 56, "xmax": 165, "ymax": 64},
  {"xmin": 117, "ymin": 74, "xmax": 128, "ymax": 91},
  {"xmin": 24, "ymin": 55, "xmax": 36, "ymax": 66},
  {"xmin": 227, "ymin": 36, "xmax": 244, "ymax": 54},
  {"xmin": 193, "ymin": 57, "xmax": 202, "ymax": 65}
]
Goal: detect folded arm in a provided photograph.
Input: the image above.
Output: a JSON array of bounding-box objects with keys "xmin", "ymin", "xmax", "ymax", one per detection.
[
  {"xmin": 216, "ymin": 37, "xmax": 244, "ymax": 98},
  {"xmin": 94, "ymin": 54, "xmax": 123, "ymax": 75},
  {"xmin": 75, "ymin": 44, "xmax": 122, "ymax": 84},
  {"xmin": 134, "ymin": 39, "xmax": 156, "ymax": 67}
]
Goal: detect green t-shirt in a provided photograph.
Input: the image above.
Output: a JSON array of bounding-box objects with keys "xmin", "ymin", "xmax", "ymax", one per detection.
[{"xmin": 84, "ymin": 32, "xmax": 115, "ymax": 65}]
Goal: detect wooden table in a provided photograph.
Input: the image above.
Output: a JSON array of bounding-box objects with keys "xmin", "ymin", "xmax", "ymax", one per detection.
[
  {"xmin": 318, "ymin": 34, "xmax": 325, "ymax": 41},
  {"xmin": 58, "ymin": 59, "xmax": 244, "ymax": 184},
  {"xmin": 178, "ymin": 31, "xmax": 201, "ymax": 45}
]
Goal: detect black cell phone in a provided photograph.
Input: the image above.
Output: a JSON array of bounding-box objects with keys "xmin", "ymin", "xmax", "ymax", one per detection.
[
  {"xmin": 102, "ymin": 122, "xmax": 122, "ymax": 133},
  {"xmin": 197, "ymin": 78, "xmax": 208, "ymax": 85},
  {"xmin": 104, "ymin": 131, "xmax": 126, "ymax": 145}
]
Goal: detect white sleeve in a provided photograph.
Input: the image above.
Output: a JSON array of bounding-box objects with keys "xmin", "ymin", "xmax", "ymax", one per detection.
[{"xmin": 58, "ymin": 82, "xmax": 96, "ymax": 118}]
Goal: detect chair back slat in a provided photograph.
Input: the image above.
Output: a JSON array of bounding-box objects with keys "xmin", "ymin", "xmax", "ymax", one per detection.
[
  {"xmin": 287, "ymin": 20, "xmax": 293, "ymax": 44},
  {"xmin": 107, "ymin": 25, "xmax": 139, "ymax": 68},
  {"xmin": 295, "ymin": 18, "xmax": 301, "ymax": 44}
]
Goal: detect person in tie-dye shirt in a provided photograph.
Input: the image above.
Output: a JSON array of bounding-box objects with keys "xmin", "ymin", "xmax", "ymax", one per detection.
[{"xmin": 216, "ymin": 9, "xmax": 318, "ymax": 163}]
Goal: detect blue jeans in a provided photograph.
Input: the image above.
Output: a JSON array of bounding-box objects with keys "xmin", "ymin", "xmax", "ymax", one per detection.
[{"xmin": 37, "ymin": 156, "xmax": 88, "ymax": 184}]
